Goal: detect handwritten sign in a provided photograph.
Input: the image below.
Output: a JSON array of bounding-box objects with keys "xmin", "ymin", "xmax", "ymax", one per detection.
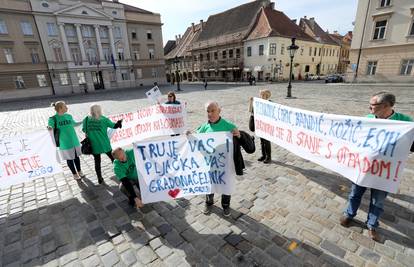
[
  {"xmin": 108, "ymin": 103, "xmax": 187, "ymax": 148},
  {"xmin": 133, "ymin": 132, "xmax": 235, "ymax": 204},
  {"xmin": 0, "ymin": 131, "xmax": 62, "ymax": 189},
  {"xmin": 253, "ymin": 98, "xmax": 414, "ymax": 193},
  {"xmin": 145, "ymin": 86, "xmax": 162, "ymax": 103}
]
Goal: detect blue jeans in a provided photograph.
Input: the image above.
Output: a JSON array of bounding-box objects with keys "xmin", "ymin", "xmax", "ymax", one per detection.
[{"xmin": 344, "ymin": 183, "xmax": 388, "ymax": 229}]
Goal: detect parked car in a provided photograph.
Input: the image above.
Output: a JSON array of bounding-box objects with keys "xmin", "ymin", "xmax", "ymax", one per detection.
[
  {"xmin": 325, "ymin": 74, "xmax": 343, "ymax": 83},
  {"xmin": 305, "ymin": 73, "xmax": 319, "ymax": 81}
]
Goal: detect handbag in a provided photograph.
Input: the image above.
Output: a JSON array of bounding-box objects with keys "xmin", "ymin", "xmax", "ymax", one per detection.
[
  {"xmin": 81, "ymin": 117, "xmax": 93, "ymax": 155},
  {"xmin": 52, "ymin": 115, "xmax": 60, "ymax": 147},
  {"xmin": 249, "ymin": 114, "xmax": 255, "ymax": 132}
]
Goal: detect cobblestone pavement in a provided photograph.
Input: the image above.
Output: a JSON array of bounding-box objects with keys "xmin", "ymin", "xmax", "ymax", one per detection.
[{"xmin": 0, "ymin": 82, "xmax": 413, "ymax": 267}]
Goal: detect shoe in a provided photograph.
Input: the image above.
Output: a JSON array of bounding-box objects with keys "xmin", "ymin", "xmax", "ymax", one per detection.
[
  {"xmin": 98, "ymin": 177, "xmax": 104, "ymax": 184},
  {"xmin": 263, "ymin": 158, "xmax": 271, "ymax": 164},
  {"xmin": 339, "ymin": 215, "xmax": 352, "ymax": 227},
  {"xmin": 73, "ymin": 174, "xmax": 81, "ymax": 180},
  {"xmin": 78, "ymin": 171, "xmax": 86, "ymax": 179},
  {"xmin": 203, "ymin": 204, "xmax": 212, "ymax": 215},
  {"xmin": 258, "ymin": 156, "xmax": 265, "ymax": 162},
  {"xmin": 368, "ymin": 229, "xmax": 380, "ymax": 242},
  {"xmin": 223, "ymin": 207, "xmax": 231, "ymax": 217}
]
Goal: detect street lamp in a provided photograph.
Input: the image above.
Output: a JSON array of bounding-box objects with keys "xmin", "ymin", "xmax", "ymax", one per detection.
[
  {"xmin": 286, "ymin": 38, "xmax": 299, "ymax": 98},
  {"xmin": 173, "ymin": 56, "xmax": 182, "ymax": 91}
]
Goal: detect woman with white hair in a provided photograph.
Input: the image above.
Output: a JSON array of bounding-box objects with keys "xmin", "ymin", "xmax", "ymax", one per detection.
[{"xmin": 82, "ymin": 104, "xmax": 122, "ymax": 184}]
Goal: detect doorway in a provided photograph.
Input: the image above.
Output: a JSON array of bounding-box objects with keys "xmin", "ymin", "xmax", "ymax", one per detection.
[{"xmin": 92, "ymin": 71, "xmax": 104, "ymax": 90}]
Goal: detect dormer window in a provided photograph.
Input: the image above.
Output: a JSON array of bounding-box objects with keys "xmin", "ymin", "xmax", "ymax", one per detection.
[{"xmin": 82, "ymin": 10, "xmax": 88, "ymax": 15}]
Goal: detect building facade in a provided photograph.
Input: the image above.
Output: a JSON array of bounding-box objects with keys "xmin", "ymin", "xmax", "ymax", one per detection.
[
  {"xmin": 0, "ymin": 0, "xmax": 50, "ymax": 101},
  {"xmin": 348, "ymin": 0, "xmax": 414, "ymax": 83}
]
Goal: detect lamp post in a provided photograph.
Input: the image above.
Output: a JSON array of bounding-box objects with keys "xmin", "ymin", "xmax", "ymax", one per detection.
[
  {"xmin": 173, "ymin": 56, "xmax": 182, "ymax": 91},
  {"xmin": 286, "ymin": 38, "xmax": 299, "ymax": 98}
]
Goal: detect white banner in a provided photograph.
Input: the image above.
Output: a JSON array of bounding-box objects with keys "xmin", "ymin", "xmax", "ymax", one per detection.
[
  {"xmin": 0, "ymin": 131, "xmax": 62, "ymax": 189},
  {"xmin": 133, "ymin": 132, "xmax": 235, "ymax": 204},
  {"xmin": 108, "ymin": 103, "xmax": 187, "ymax": 148},
  {"xmin": 253, "ymin": 98, "xmax": 414, "ymax": 193}
]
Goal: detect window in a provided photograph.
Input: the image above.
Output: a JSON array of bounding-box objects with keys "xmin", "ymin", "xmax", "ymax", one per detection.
[
  {"xmin": 214, "ymin": 52, "xmax": 218, "ymax": 60},
  {"xmin": 121, "ymin": 71, "xmax": 130, "ymax": 80},
  {"xmin": 112, "ymin": 10, "xmax": 117, "ymax": 15},
  {"xmin": 133, "ymin": 50, "xmax": 140, "ymax": 60},
  {"xmin": 82, "ymin": 25, "xmax": 93, "ymax": 37},
  {"xmin": 131, "ymin": 30, "xmax": 137, "ymax": 39},
  {"xmin": 110, "ymin": 71, "xmax": 116, "ymax": 81},
  {"xmin": 47, "ymin": 23, "xmax": 58, "ymax": 36},
  {"xmin": 366, "ymin": 61, "xmax": 377, "ymax": 75},
  {"xmin": 247, "ymin": 47, "xmax": 251, "ymax": 57},
  {"xmin": 236, "ymin": 48, "xmax": 240, "ymax": 58},
  {"xmin": 114, "ymin": 26, "xmax": 122, "ymax": 38},
  {"xmin": 314, "ymin": 47, "xmax": 317, "ymax": 56},
  {"xmin": 59, "ymin": 73, "xmax": 69, "ymax": 85},
  {"xmin": 37, "ymin": 74, "xmax": 47, "ymax": 87},
  {"xmin": 300, "ymin": 48, "xmax": 304, "ymax": 56},
  {"xmin": 400, "ymin": 59, "xmax": 414, "ymax": 75},
  {"xmin": 229, "ymin": 49, "xmax": 233, "ymax": 58},
  {"xmin": 30, "ymin": 48, "xmax": 40, "ymax": 64},
  {"xmin": 0, "ymin": 19, "xmax": 8, "ymax": 34},
  {"xmin": 318, "ymin": 48, "xmax": 321, "ymax": 56},
  {"xmin": 148, "ymin": 48, "xmax": 154, "ymax": 59},
  {"xmin": 309, "ymin": 47, "xmax": 312, "ymax": 56},
  {"xmin": 269, "ymin": 43, "xmax": 276, "ymax": 55},
  {"xmin": 118, "ymin": 48, "xmax": 124, "ymax": 61},
  {"xmin": 199, "ymin": 54, "xmax": 203, "ymax": 62},
  {"xmin": 222, "ymin": 50, "xmax": 227, "ymax": 59},
  {"xmin": 151, "ymin": 68, "xmax": 158, "ymax": 78},
  {"xmin": 147, "ymin": 30, "xmax": 152, "ymax": 40},
  {"xmin": 77, "ymin": 72, "xmax": 86, "ymax": 84},
  {"xmin": 20, "ymin": 21, "xmax": 33, "ymax": 36},
  {"xmin": 409, "ymin": 20, "xmax": 414, "ymax": 36},
  {"xmin": 373, "ymin": 20, "xmax": 387, "ymax": 40},
  {"xmin": 259, "ymin": 45, "xmax": 264, "ymax": 56},
  {"xmin": 136, "ymin": 68, "xmax": 143, "ymax": 79},
  {"xmin": 4, "ymin": 48, "xmax": 14, "ymax": 63},
  {"xmin": 87, "ymin": 48, "xmax": 97, "ymax": 65},
  {"xmin": 103, "ymin": 48, "xmax": 111, "ymax": 63},
  {"xmin": 100, "ymin": 27, "xmax": 108, "ymax": 38},
  {"xmin": 206, "ymin": 52, "xmax": 210, "ymax": 61},
  {"xmin": 71, "ymin": 48, "xmax": 81, "ymax": 65},
  {"xmin": 65, "ymin": 25, "xmax": 76, "ymax": 37},
  {"xmin": 281, "ymin": 44, "xmax": 285, "ymax": 55},
  {"xmin": 15, "ymin": 76, "xmax": 25, "ymax": 89},
  {"xmin": 379, "ymin": 0, "xmax": 391, "ymax": 7},
  {"xmin": 81, "ymin": 10, "xmax": 88, "ymax": 15},
  {"xmin": 53, "ymin": 47, "xmax": 63, "ymax": 62}
]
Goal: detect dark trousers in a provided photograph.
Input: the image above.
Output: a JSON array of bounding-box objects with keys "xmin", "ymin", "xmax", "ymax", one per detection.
[
  {"xmin": 93, "ymin": 151, "xmax": 114, "ymax": 178},
  {"xmin": 260, "ymin": 138, "xmax": 271, "ymax": 160},
  {"xmin": 206, "ymin": 194, "xmax": 231, "ymax": 209},
  {"xmin": 119, "ymin": 179, "xmax": 141, "ymax": 205},
  {"xmin": 67, "ymin": 157, "xmax": 81, "ymax": 174}
]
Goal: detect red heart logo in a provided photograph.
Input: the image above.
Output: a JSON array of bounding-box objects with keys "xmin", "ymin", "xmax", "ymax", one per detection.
[{"xmin": 168, "ymin": 188, "xmax": 180, "ymax": 199}]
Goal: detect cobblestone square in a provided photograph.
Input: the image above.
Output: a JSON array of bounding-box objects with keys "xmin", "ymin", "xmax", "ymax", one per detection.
[{"xmin": 0, "ymin": 82, "xmax": 413, "ymax": 266}]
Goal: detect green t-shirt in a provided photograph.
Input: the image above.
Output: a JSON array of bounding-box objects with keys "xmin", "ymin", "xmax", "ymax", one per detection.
[
  {"xmin": 113, "ymin": 149, "xmax": 138, "ymax": 181},
  {"xmin": 48, "ymin": 113, "xmax": 80, "ymax": 150},
  {"xmin": 367, "ymin": 112, "xmax": 413, "ymax": 122},
  {"xmin": 196, "ymin": 117, "xmax": 237, "ymax": 133},
  {"xmin": 82, "ymin": 115, "xmax": 115, "ymax": 154}
]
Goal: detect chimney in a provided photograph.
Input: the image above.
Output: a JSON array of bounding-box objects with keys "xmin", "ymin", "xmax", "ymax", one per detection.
[
  {"xmin": 269, "ymin": 2, "xmax": 275, "ymax": 9},
  {"xmin": 191, "ymin": 23, "xmax": 195, "ymax": 33},
  {"xmin": 304, "ymin": 15, "xmax": 307, "ymax": 19},
  {"xmin": 291, "ymin": 19, "xmax": 297, "ymax": 24},
  {"xmin": 333, "ymin": 30, "xmax": 338, "ymax": 35},
  {"xmin": 309, "ymin": 17, "xmax": 315, "ymax": 23},
  {"xmin": 200, "ymin": 20, "xmax": 204, "ymax": 31},
  {"xmin": 175, "ymin": 35, "xmax": 178, "ymax": 43}
]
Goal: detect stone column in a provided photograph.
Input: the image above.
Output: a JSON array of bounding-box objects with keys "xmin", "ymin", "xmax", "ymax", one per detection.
[
  {"xmin": 58, "ymin": 22, "xmax": 71, "ymax": 62},
  {"xmin": 75, "ymin": 24, "xmax": 87, "ymax": 63},
  {"xmin": 94, "ymin": 24, "xmax": 104, "ymax": 63}
]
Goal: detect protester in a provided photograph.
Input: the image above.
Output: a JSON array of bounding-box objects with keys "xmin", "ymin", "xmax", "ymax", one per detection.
[
  {"xmin": 203, "ymin": 79, "xmax": 208, "ymax": 90},
  {"xmin": 196, "ymin": 101, "xmax": 240, "ymax": 217},
  {"xmin": 165, "ymin": 91, "xmax": 181, "ymax": 105},
  {"xmin": 82, "ymin": 104, "xmax": 122, "ymax": 184},
  {"xmin": 112, "ymin": 147, "xmax": 143, "ymax": 208},
  {"xmin": 47, "ymin": 101, "xmax": 84, "ymax": 180},
  {"xmin": 340, "ymin": 91, "xmax": 413, "ymax": 241},
  {"xmin": 249, "ymin": 89, "xmax": 272, "ymax": 163}
]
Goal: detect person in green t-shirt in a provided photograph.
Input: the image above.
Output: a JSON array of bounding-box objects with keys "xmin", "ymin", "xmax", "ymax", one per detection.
[
  {"xmin": 196, "ymin": 101, "xmax": 240, "ymax": 217},
  {"xmin": 47, "ymin": 101, "xmax": 84, "ymax": 180},
  {"xmin": 82, "ymin": 104, "xmax": 122, "ymax": 184},
  {"xmin": 340, "ymin": 91, "xmax": 413, "ymax": 242},
  {"xmin": 112, "ymin": 147, "xmax": 143, "ymax": 208}
]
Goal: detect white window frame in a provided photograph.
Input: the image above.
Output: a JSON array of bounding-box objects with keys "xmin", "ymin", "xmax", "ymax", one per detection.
[
  {"xmin": 82, "ymin": 25, "xmax": 93, "ymax": 38},
  {"xmin": 47, "ymin": 22, "xmax": 58, "ymax": 36},
  {"xmin": 87, "ymin": 48, "xmax": 97, "ymax": 65},
  {"xmin": 148, "ymin": 48, "xmax": 155, "ymax": 59},
  {"xmin": 400, "ymin": 59, "xmax": 414, "ymax": 76},
  {"xmin": 0, "ymin": 19, "xmax": 8, "ymax": 34},
  {"xmin": 37, "ymin": 74, "xmax": 47, "ymax": 87},
  {"xmin": 15, "ymin": 76, "xmax": 25, "ymax": 89},
  {"xmin": 147, "ymin": 30, "xmax": 152, "ymax": 40},
  {"xmin": 133, "ymin": 50, "xmax": 140, "ymax": 60},
  {"xmin": 20, "ymin": 21, "xmax": 33, "ymax": 36},
  {"xmin": 77, "ymin": 72, "xmax": 86, "ymax": 84},
  {"xmin": 136, "ymin": 68, "xmax": 143, "ymax": 79},
  {"xmin": 373, "ymin": 20, "xmax": 387, "ymax": 40},
  {"xmin": 247, "ymin": 47, "xmax": 252, "ymax": 57},
  {"xmin": 59, "ymin": 73, "xmax": 69, "ymax": 85},
  {"xmin": 4, "ymin": 48, "xmax": 14, "ymax": 63},
  {"xmin": 31, "ymin": 48, "xmax": 40, "ymax": 64},
  {"xmin": 258, "ymin": 45, "xmax": 264, "ymax": 56},
  {"xmin": 53, "ymin": 47, "xmax": 63, "ymax": 62},
  {"xmin": 121, "ymin": 70, "xmax": 130, "ymax": 80},
  {"xmin": 151, "ymin": 67, "xmax": 158, "ymax": 78},
  {"xmin": 366, "ymin": 61, "xmax": 378, "ymax": 75},
  {"xmin": 409, "ymin": 19, "xmax": 414, "ymax": 36},
  {"xmin": 65, "ymin": 25, "xmax": 76, "ymax": 37},
  {"xmin": 114, "ymin": 26, "xmax": 122, "ymax": 39},
  {"xmin": 117, "ymin": 48, "xmax": 124, "ymax": 61},
  {"xmin": 379, "ymin": 0, "xmax": 391, "ymax": 8},
  {"xmin": 103, "ymin": 48, "xmax": 111, "ymax": 63}
]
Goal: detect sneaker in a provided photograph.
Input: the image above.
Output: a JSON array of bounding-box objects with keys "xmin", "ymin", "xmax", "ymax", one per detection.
[
  {"xmin": 339, "ymin": 215, "xmax": 352, "ymax": 227},
  {"xmin": 98, "ymin": 177, "xmax": 104, "ymax": 184},
  {"xmin": 223, "ymin": 207, "xmax": 231, "ymax": 217},
  {"xmin": 258, "ymin": 156, "xmax": 265, "ymax": 162},
  {"xmin": 73, "ymin": 174, "xmax": 81, "ymax": 180},
  {"xmin": 78, "ymin": 171, "xmax": 86, "ymax": 179},
  {"xmin": 203, "ymin": 204, "xmax": 212, "ymax": 215}
]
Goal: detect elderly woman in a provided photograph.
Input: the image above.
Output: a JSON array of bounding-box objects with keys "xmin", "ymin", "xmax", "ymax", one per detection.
[
  {"xmin": 82, "ymin": 104, "xmax": 122, "ymax": 184},
  {"xmin": 48, "ymin": 101, "xmax": 84, "ymax": 180}
]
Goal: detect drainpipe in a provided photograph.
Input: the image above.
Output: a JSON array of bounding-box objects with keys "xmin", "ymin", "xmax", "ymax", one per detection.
[{"xmin": 354, "ymin": 0, "xmax": 371, "ymax": 82}]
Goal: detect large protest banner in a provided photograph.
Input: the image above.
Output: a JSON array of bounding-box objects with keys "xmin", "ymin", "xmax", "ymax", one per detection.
[
  {"xmin": 253, "ymin": 98, "xmax": 414, "ymax": 193},
  {"xmin": 133, "ymin": 132, "xmax": 235, "ymax": 204},
  {"xmin": 108, "ymin": 103, "xmax": 187, "ymax": 148},
  {"xmin": 0, "ymin": 131, "xmax": 62, "ymax": 189}
]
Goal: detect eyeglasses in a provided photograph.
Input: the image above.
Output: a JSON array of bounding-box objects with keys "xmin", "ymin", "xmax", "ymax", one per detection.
[{"xmin": 369, "ymin": 102, "xmax": 383, "ymax": 106}]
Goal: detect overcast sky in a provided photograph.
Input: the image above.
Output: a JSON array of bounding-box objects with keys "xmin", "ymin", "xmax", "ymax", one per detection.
[{"xmin": 120, "ymin": 0, "xmax": 358, "ymax": 45}]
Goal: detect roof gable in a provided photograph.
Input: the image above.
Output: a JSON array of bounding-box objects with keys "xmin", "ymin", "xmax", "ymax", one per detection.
[
  {"xmin": 55, "ymin": 3, "xmax": 113, "ymax": 19},
  {"xmin": 299, "ymin": 18, "xmax": 337, "ymax": 45}
]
